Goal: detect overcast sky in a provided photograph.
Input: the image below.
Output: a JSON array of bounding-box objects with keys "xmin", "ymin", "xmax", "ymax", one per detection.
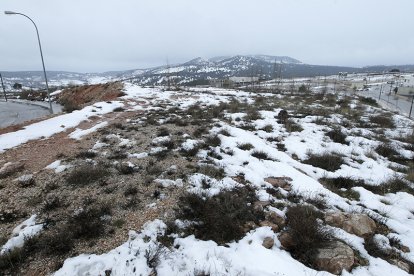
[{"xmin": 1, "ymin": 0, "xmax": 413, "ymax": 72}]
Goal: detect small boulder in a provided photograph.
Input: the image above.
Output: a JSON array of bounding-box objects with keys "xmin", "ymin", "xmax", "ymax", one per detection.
[
  {"xmin": 278, "ymin": 231, "xmax": 296, "ymax": 249},
  {"xmin": 266, "ymin": 212, "xmax": 286, "ymax": 229},
  {"xmin": 325, "ymin": 212, "xmax": 376, "ymax": 237},
  {"xmin": 253, "ymin": 201, "xmax": 270, "ymax": 212},
  {"xmin": 264, "ymin": 176, "xmax": 292, "ymax": 191},
  {"xmin": 314, "ymin": 241, "xmax": 355, "ymax": 275},
  {"xmin": 0, "ymin": 162, "xmax": 25, "ymax": 178},
  {"xmin": 262, "ymin": 237, "xmax": 274, "ymax": 249},
  {"xmin": 259, "ymin": 221, "xmax": 279, "ymax": 232}
]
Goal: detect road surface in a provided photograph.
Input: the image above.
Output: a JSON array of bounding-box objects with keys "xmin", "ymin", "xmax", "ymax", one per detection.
[
  {"xmin": 0, "ymin": 100, "xmax": 61, "ymax": 128},
  {"xmin": 358, "ymin": 84, "xmax": 414, "ymax": 118}
]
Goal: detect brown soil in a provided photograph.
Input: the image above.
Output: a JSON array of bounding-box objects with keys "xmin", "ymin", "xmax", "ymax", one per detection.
[{"xmin": 56, "ymin": 82, "xmax": 125, "ymax": 109}]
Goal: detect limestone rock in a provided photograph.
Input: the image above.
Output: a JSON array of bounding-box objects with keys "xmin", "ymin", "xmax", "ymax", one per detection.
[
  {"xmin": 264, "ymin": 177, "xmax": 292, "ymax": 191},
  {"xmin": 266, "ymin": 212, "xmax": 286, "ymax": 229},
  {"xmin": 259, "ymin": 221, "xmax": 279, "ymax": 232},
  {"xmin": 314, "ymin": 241, "xmax": 355, "ymax": 275},
  {"xmin": 278, "ymin": 231, "xmax": 295, "ymax": 249},
  {"xmin": 253, "ymin": 201, "xmax": 270, "ymax": 212},
  {"xmin": 325, "ymin": 212, "xmax": 376, "ymax": 237},
  {"xmin": 262, "ymin": 237, "xmax": 274, "ymax": 249}
]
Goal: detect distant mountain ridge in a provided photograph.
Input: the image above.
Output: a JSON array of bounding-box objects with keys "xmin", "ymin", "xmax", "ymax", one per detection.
[{"xmin": 1, "ymin": 55, "xmax": 414, "ymax": 89}]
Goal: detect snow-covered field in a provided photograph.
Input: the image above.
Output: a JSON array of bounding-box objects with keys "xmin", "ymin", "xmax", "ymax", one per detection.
[{"xmin": 1, "ymin": 81, "xmax": 413, "ymax": 275}]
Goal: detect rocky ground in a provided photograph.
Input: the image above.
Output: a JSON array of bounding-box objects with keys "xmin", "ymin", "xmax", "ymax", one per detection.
[{"xmin": 1, "ymin": 83, "xmax": 414, "ymax": 275}]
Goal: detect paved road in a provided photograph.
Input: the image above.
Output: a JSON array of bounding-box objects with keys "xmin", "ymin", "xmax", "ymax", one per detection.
[
  {"xmin": 0, "ymin": 100, "xmax": 61, "ymax": 128},
  {"xmin": 358, "ymin": 84, "xmax": 414, "ymax": 118}
]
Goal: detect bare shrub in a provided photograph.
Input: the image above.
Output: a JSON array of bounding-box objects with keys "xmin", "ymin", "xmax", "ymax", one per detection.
[
  {"xmin": 66, "ymin": 164, "xmax": 109, "ymax": 186},
  {"xmin": 177, "ymin": 187, "xmax": 263, "ymax": 244},
  {"xmin": 285, "ymin": 205, "xmax": 332, "ymax": 266},
  {"xmin": 304, "ymin": 152, "xmax": 344, "ymax": 172}
]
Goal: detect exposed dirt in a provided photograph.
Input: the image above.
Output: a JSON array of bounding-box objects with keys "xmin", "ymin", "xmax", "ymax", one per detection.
[{"xmin": 56, "ymin": 82, "xmax": 125, "ymax": 109}]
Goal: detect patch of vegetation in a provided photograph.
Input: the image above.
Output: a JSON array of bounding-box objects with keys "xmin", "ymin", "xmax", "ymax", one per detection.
[
  {"xmin": 326, "ymin": 128, "xmax": 349, "ymax": 145},
  {"xmin": 198, "ymin": 165, "xmax": 225, "ymax": 179},
  {"xmin": 237, "ymin": 143, "xmax": 254, "ymax": 151},
  {"xmin": 60, "ymin": 98, "xmax": 81, "ymax": 113},
  {"xmin": 261, "ymin": 124, "xmax": 274, "ymax": 133},
  {"xmin": 284, "ymin": 205, "xmax": 332, "ymax": 267},
  {"xmin": 107, "ymin": 150, "xmax": 128, "ymax": 160},
  {"xmin": 157, "ymin": 127, "xmax": 170, "ymax": 137},
  {"xmin": 68, "ymin": 204, "xmax": 110, "ymax": 239},
  {"xmin": 364, "ymin": 235, "xmax": 414, "ymax": 274},
  {"xmin": 360, "ymin": 96, "xmax": 379, "ymax": 107},
  {"xmin": 370, "ymin": 115, "xmax": 395, "ymax": 128},
  {"xmin": 244, "ymin": 108, "xmax": 262, "ymax": 121},
  {"xmin": 303, "ymin": 152, "xmax": 344, "ymax": 172},
  {"xmin": 251, "ymin": 150, "xmax": 273, "ymax": 161},
  {"xmin": 76, "ymin": 150, "xmax": 97, "ymax": 159},
  {"xmin": 66, "ymin": 164, "xmax": 109, "ymax": 186},
  {"xmin": 116, "ymin": 163, "xmax": 135, "ymax": 175},
  {"xmin": 176, "ymin": 187, "xmax": 263, "ymax": 244},
  {"xmin": 205, "ymin": 135, "xmax": 221, "ymax": 147},
  {"xmin": 193, "ymin": 126, "xmax": 208, "ymax": 138},
  {"xmin": 320, "ymin": 177, "xmax": 362, "ymax": 200},
  {"xmin": 285, "ymin": 119, "xmax": 303, "ymax": 133},
  {"xmin": 375, "ymin": 143, "xmax": 400, "ymax": 160}
]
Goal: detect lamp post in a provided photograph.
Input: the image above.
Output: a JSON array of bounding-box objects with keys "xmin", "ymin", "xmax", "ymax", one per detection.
[{"xmin": 4, "ymin": 11, "xmax": 53, "ymax": 113}]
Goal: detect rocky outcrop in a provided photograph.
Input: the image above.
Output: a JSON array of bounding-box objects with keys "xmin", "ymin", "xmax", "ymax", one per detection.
[
  {"xmin": 264, "ymin": 177, "xmax": 292, "ymax": 191},
  {"xmin": 314, "ymin": 241, "xmax": 355, "ymax": 275},
  {"xmin": 325, "ymin": 212, "xmax": 376, "ymax": 237},
  {"xmin": 278, "ymin": 231, "xmax": 296, "ymax": 249},
  {"xmin": 266, "ymin": 212, "xmax": 286, "ymax": 229}
]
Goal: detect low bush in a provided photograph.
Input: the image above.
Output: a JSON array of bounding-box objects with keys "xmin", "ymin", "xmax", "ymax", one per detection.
[
  {"xmin": 237, "ymin": 143, "xmax": 254, "ymax": 151},
  {"xmin": 205, "ymin": 135, "xmax": 221, "ymax": 147},
  {"xmin": 261, "ymin": 125, "xmax": 274, "ymax": 133},
  {"xmin": 370, "ymin": 115, "xmax": 395, "ymax": 128},
  {"xmin": 176, "ymin": 187, "xmax": 263, "ymax": 244},
  {"xmin": 107, "ymin": 150, "xmax": 128, "ymax": 160},
  {"xmin": 198, "ymin": 165, "xmax": 225, "ymax": 179},
  {"xmin": 251, "ymin": 150, "xmax": 273, "ymax": 161},
  {"xmin": 326, "ymin": 128, "xmax": 349, "ymax": 145},
  {"xmin": 285, "ymin": 119, "xmax": 303, "ymax": 133},
  {"xmin": 375, "ymin": 143, "xmax": 400, "ymax": 160},
  {"xmin": 304, "ymin": 152, "xmax": 344, "ymax": 172},
  {"xmin": 157, "ymin": 127, "xmax": 170, "ymax": 137},
  {"xmin": 360, "ymin": 96, "xmax": 379, "ymax": 107},
  {"xmin": 285, "ymin": 205, "xmax": 332, "ymax": 266},
  {"xmin": 68, "ymin": 204, "xmax": 110, "ymax": 239},
  {"xmin": 320, "ymin": 177, "xmax": 362, "ymax": 200},
  {"xmin": 66, "ymin": 164, "xmax": 109, "ymax": 186},
  {"xmin": 244, "ymin": 108, "xmax": 262, "ymax": 121},
  {"xmin": 76, "ymin": 150, "xmax": 97, "ymax": 159}
]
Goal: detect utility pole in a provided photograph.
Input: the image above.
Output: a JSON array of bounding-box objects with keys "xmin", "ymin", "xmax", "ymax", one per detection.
[
  {"xmin": 378, "ymin": 84, "xmax": 383, "ymax": 100},
  {"xmin": 0, "ymin": 73, "xmax": 7, "ymax": 101},
  {"xmin": 5, "ymin": 11, "xmax": 53, "ymax": 113},
  {"xmin": 409, "ymin": 95, "xmax": 414, "ymax": 118}
]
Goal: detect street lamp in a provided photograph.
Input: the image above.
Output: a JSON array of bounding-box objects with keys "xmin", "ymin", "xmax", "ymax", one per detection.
[{"xmin": 4, "ymin": 11, "xmax": 53, "ymax": 113}]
